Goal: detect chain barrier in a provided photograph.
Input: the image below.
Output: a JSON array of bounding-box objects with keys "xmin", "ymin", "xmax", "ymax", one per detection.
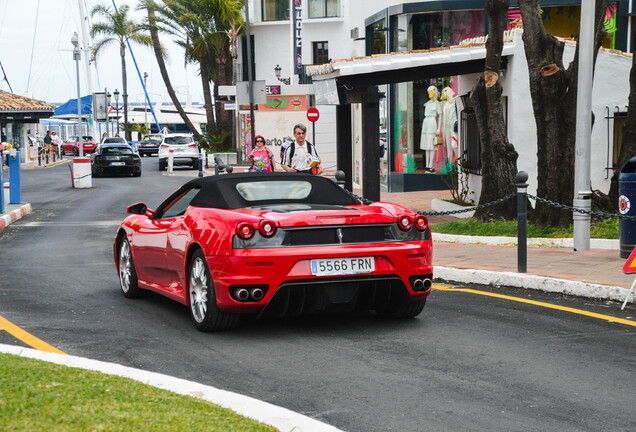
[
  {"xmin": 344, "ymin": 188, "xmax": 635, "ymax": 221},
  {"xmin": 527, "ymin": 194, "xmax": 636, "ymax": 221}
]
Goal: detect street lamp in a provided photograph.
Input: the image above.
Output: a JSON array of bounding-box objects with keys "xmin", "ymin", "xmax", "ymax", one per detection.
[
  {"xmin": 274, "ymin": 64, "xmax": 291, "ymax": 85},
  {"xmin": 114, "ymin": 89, "xmax": 120, "ymax": 135},
  {"xmin": 143, "ymin": 72, "xmax": 148, "ymax": 132},
  {"xmin": 71, "ymin": 32, "xmax": 83, "ymax": 157}
]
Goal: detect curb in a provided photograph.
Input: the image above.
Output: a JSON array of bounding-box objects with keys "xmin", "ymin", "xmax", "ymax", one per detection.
[
  {"xmin": 0, "ymin": 203, "xmax": 32, "ymax": 230},
  {"xmin": 22, "ymin": 159, "xmax": 70, "ymax": 170},
  {"xmin": 434, "ymin": 233, "xmax": 619, "ymax": 250},
  {"xmin": 435, "ymin": 266, "xmax": 632, "ymax": 303},
  {"xmin": 0, "ymin": 343, "xmax": 344, "ymax": 432}
]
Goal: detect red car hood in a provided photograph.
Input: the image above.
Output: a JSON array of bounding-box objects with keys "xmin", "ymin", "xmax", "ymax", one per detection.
[{"xmin": 228, "ymin": 203, "xmax": 409, "ymax": 227}]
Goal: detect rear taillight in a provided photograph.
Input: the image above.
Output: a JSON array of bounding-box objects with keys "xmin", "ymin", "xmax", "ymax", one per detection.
[
  {"xmin": 160, "ymin": 144, "xmax": 169, "ymax": 148},
  {"xmin": 258, "ymin": 220, "xmax": 276, "ymax": 237},
  {"xmin": 397, "ymin": 214, "xmax": 413, "ymax": 231},
  {"xmin": 236, "ymin": 222, "xmax": 254, "ymax": 239},
  {"xmin": 414, "ymin": 215, "xmax": 428, "ymax": 231},
  {"xmin": 188, "ymin": 144, "xmax": 197, "ymax": 148}
]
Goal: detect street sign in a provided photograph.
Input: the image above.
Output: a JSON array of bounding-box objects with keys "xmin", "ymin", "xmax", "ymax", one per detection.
[
  {"xmin": 623, "ymin": 246, "xmax": 636, "ymax": 274},
  {"xmin": 307, "ymin": 107, "xmax": 320, "ymax": 123}
]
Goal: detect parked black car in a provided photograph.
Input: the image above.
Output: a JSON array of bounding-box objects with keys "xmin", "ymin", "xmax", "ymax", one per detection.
[{"xmin": 91, "ymin": 143, "xmax": 142, "ymax": 177}]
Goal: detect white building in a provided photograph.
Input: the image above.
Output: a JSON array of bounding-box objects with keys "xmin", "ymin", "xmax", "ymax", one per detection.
[{"xmin": 238, "ymin": 0, "xmax": 634, "ymax": 201}]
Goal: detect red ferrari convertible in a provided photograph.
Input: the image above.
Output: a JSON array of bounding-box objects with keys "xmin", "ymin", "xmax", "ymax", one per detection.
[{"xmin": 114, "ymin": 173, "xmax": 433, "ymax": 331}]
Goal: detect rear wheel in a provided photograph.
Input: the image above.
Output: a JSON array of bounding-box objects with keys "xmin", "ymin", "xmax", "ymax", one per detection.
[
  {"xmin": 188, "ymin": 249, "xmax": 240, "ymax": 331},
  {"xmin": 118, "ymin": 238, "xmax": 145, "ymax": 298},
  {"xmin": 132, "ymin": 170, "xmax": 141, "ymax": 177},
  {"xmin": 158, "ymin": 160, "xmax": 166, "ymax": 171}
]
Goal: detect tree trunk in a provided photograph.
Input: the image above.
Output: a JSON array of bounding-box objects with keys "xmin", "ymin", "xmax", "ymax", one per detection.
[
  {"xmin": 471, "ymin": 0, "xmax": 518, "ymax": 221},
  {"xmin": 199, "ymin": 52, "xmax": 217, "ymax": 136},
  {"xmin": 519, "ymin": 0, "xmax": 607, "ymax": 227},
  {"xmin": 609, "ymin": 29, "xmax": 636, "ymax": 205},
  {"xmin": 120, "ymin": 41, "xmax": 131, "ymax": 142},
  {"xmin": 146, "ymin": 6, "xmax": 202, "ymax": 140}
]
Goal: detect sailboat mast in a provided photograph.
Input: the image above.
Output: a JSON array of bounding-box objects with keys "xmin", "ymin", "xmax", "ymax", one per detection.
[{"xmin": 78, "ymin": 0, "xmax": 96, "ymax": 139}]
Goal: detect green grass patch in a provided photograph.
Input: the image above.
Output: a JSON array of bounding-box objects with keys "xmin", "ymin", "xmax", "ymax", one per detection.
[
  {"xmin": 431, "ymin": 217, "xmax": 619, "ymax": 239},
  {"xmin": 0, "ymin": 353, "xmax": 276, "ymax": 432}
]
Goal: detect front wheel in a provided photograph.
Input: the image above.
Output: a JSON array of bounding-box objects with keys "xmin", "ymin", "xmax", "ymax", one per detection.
[
  {"xmin": 188, "ymin": 250, "xmax": 240, "ymax": 331},
  {"xmin": 118, "ymin": 237, "xmax": 145, "ymax": 298}
]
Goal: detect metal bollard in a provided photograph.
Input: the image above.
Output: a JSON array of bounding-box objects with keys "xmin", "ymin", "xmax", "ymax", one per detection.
[
  {"xmin": 517, "ymin": 171, "xmax": 529, "ymax": 273},
  {"xmin": 198, "ymin": 151, "xmax": 203, "ymax": 177},
  {"xmin": 214, "ymin": 155, "xmax": 225, "ymax": 175},
  {"xmin": 335, "ymin": 170, "xmax": 346, "ymax": 188},
  {"xmin": 168, "ymin": 149, "xmax": 174, "ymax": 175}
]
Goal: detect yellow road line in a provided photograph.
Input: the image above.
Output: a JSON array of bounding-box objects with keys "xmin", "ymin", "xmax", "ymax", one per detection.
[
  {"xmin": 433, "ymin": 284, "xmax": 636, "ymax": 328},
  {"xmin": 0, "ymin": 315, "xmax": 66, "ymax": 354}
]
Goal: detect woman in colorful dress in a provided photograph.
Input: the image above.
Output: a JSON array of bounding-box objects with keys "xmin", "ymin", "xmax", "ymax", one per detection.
[{"xmin": 249, "ymin": 135, "xmax": 276, "ymax": 172}]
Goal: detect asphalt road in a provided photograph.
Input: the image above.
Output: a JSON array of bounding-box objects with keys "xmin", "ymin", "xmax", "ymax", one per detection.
[{"xmin": 1, "ymin": 157, "xmax": 635, "ymax": 432}]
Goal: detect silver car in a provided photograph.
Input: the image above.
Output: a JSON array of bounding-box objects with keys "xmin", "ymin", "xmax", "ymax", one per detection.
[{"xmin": 157, "ymin": 133, "xmax": 200, "ymax": 171}]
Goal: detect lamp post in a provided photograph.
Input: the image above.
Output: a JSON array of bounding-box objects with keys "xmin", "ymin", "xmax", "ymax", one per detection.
[
  {"xmin": 274, "ymin": 65, "xmax": 291, "ymax": 85},
  {"xmin": 143, "ymin": 72, "xmax": 148, "ymax": 132},
  {"xmin": 114, "ymin": 89, "xmax": 120, "ymax": 135},
  {"xmin": 71, "ymin": 32, "xmax": 83, "ymax": 157}
]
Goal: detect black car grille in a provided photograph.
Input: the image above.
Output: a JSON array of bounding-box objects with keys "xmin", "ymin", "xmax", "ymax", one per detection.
[{"xmin": 233, "ymin": 224, "xmax": 430, "ymax": 248}]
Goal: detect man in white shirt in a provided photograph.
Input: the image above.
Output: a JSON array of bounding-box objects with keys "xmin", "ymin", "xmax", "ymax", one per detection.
[{"xmin": 281, "ymin": 124, "xmax": 320, "ymax": 173}]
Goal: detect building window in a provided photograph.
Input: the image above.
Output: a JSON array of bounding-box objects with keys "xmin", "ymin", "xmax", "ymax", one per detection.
[
  {"xmin": 309, "ymin": 0, "xmax": 339, "ymax": 18},
  {"xmin": 313, "ymin": 41, "xmax": 329, "ymax": 65},
  {"xmin": 262, "ymin": 0, "xmax": 288, "ymax": 21},
  {"xmin": 460, "ymin": 105, "xmax": 482, "ymax": 174}
]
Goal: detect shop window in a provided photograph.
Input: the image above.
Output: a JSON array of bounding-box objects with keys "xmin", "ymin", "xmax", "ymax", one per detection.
[
  {"xmin": 367, "ymin": 20, "xmax": 387, "ymax": 55},
  {"xmin": 262, "ymin": 0, "xmax": 289, "ymax": 21},
  {"xmin": 313, "ymin": 41, "xmax": 329, "ymax": 65},
  {"xmin": 309, "ymin": 0, "xmax": 339, "ymax": 18},
  {"xmin": 391, "ymin": 11, "xmax": 486, "ymax": 53}
]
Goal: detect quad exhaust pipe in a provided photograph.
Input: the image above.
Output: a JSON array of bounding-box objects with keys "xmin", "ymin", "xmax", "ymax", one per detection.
[
  {"xmin": 232, "ymin": 286, "xmax": 266, "ymax": 302},
  {"xmin": 412, "ymin": 278, "xmax": 432, "ymax": 291}
]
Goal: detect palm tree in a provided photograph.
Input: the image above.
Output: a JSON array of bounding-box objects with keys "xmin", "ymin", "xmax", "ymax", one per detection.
[
  {"xmin": 139, "ymin": 0, "xmax": 203, "ymax": 140},
  {"xmin": 148, "ymin": 0, "xmax": 219, "ymax": 136},
  {"xmin": 91, "ymin": 4, "xmax": 152, "ymax": 141}
]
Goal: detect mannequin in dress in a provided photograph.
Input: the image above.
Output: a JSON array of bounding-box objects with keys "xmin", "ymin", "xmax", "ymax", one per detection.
[
  {"xmin": 440, "ymin": 87, "xmax": 458, "ymax": 161},
  {"xmin": 420, "ymin": 85, "xmax": 441, "ymax": 170}
]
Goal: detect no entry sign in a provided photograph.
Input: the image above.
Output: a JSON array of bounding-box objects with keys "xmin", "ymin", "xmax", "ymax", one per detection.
[{"xmin": 307, "ymin": 107, "xmax": 320, "ymax": 123}]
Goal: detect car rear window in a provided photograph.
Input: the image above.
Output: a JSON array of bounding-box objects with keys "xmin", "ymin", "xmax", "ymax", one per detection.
[
  {"xmin": 82, "ymin": 136, "xmax": 94, "ymax": 141},
  {"xmin": 165, "ymin": 136, "xmax": 194, "ymax": 145},
  {"xmin": 235, "ymin": 181, "xmax": 312, "ymax": 201},
  {"xmin": 102, "ymin": 147, "xmax": 133, "ymax": 155},
  {"xmin": 103, "ymin": 138, "xmax": 126, "ymax": 144}
]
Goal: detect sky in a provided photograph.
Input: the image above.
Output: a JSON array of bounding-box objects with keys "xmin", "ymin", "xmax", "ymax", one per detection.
[{"xmin": 0, "ymin": 0, "xmax": 204, "ymax": 106}]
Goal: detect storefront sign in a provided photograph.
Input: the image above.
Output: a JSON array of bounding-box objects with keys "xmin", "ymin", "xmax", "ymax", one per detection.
[
  {"xmin": 259, "ymin": 95, "xmax": 307, "ymax": 111},
  {"xmin": 266, "ymin": 85, "xmax": 281, "ymax": 95},
  {"xmin": 293, "ymin": 0, "xmax": 302, "ymax": 75}
]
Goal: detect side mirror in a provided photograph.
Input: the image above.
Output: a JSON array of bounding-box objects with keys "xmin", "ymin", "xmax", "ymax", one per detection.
[{"xmin": 127, "ymin": 202, "xmax": 148, "ymax": 215}]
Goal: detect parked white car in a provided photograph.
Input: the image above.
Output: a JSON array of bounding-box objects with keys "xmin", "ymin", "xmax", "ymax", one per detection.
[{"xmin": 157, "ymin": 133, "xmax": 199, "ymax": 171}]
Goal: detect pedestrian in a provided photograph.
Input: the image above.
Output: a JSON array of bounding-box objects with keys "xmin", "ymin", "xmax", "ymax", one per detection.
[
  {"xmin": 50, "ymin": 131, "xmax": 60, "ymax": 158},
  {"xmin": 248, "ymin": 135, "xmax": 276, "ymax": 172},
  {"xmin": 280, "ymin": 124, "xmax": 321, "ymax": 174},
  {"xmin": 43, "ymin": 131, "xmax": 52, "ymax": 160}
]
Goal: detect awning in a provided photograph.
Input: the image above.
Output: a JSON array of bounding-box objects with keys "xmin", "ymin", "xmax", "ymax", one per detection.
[{"xmin": 54, "ymin": 95, "xmax": 93, "ymax": 117}]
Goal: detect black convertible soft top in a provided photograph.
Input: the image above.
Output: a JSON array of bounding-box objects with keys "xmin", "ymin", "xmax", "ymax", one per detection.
[{"xmin": 183, "ymin": 172, "xmax": 359, "ymax": 209}]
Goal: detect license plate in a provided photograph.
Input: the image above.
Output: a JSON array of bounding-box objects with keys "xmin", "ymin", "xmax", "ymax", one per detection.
[
  {"xmin": 111, "ymin": 161, "xmax": 125, "ymax": 166},
  {"xmin": 310, "ymin": 257, "xmax": 375, "ymax": 277}
]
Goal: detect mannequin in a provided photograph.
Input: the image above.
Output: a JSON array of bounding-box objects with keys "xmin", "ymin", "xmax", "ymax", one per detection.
[
  {"xmin": 420, "ymin": 85, "xmax": 441, "ymax": 170},
  {"xmin": 440, "ymin": 87, "xmax": 458, "ymax": 161}
]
